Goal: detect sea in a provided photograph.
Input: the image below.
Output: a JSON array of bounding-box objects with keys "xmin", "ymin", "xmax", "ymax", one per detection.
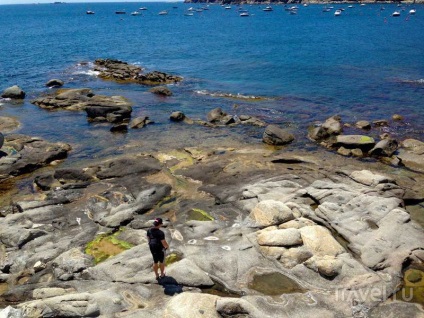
[{"xmin": 0, "ymin": 2, "xmax": 423, "ymax": 165}]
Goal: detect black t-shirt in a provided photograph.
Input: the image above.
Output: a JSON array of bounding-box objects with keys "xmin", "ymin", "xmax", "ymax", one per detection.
[{"xmin": 147, "ymin": 228, "xmax": 165, "ymax": 250}]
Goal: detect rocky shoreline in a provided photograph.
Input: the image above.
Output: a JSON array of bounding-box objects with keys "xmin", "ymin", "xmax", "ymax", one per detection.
[{"xmin": 0, "ymin": 59, "xmax": 423, "ymax": 317}]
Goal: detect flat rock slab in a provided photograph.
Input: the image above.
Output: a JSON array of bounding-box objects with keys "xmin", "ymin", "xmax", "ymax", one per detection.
[
  {"xmin": 0, "ymin": 134, "xmax": 71, "ymax": 180},
  {"xmin": 31, "ymin": 88, "xmax": 132, "ymax": 123},
  {"xmin": 335, "ymin": 135, "xmax": 375, "ymax": 150}
]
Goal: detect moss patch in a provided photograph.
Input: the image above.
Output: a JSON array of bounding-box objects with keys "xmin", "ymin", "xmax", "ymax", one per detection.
[
  {"xmin": 165, "ymin": 253, "xmax": 182, "ymax": 266},
  {"xmin": 187, "ymin": 208, "xmax": 214, "ymax": 221},
  {"xmin": 85, "ymin": 230, "xmax": 134, "ymax": 264},
  {"xmin": 392, "ymin": 268, "xmax": 424, "ymax": 305}
]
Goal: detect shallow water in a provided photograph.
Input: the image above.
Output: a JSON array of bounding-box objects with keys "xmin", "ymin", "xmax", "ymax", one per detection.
[
  {"xmin": 248, "ymin": 272, "xmax": 305, "ymax": 295},
  {"xmin": 0, "ymin": 2, "xmax": 423, "ymax": 165}
]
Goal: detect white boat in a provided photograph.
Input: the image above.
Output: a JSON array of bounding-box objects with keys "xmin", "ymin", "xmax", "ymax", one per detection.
[
  {"xmin": 187, "ymin": 7, "xmax": 195, "ymax": 11},
  {"xmin": 240, "ymin": 12, "xmax": 249, "ymax": 17},
  {"xmin": 139, "ymin": 7, "xmax": 147, "ymax": 10},
  {"xmin": 263, "ymin": 6, "xmax": 273, "ymax": 11},
  {"xmin": 158, "ymin": 10, "xmax": 168, "ymax": 15},
  {"xmin": 348, "ymin": 5, "xmax": 353, "ymax": 8},
  {"xmin": 225, "ymin": 6, "xmax": 232, "ymax": 9},
  {"xmin": 334, "ymin": 9, "xmax": 342, "ymax": 16},
  {"xmin": 303, "ymin": 3, "xmax": 308, "ymax": 7},
  {"xmin": 409, "ymin": 9, "xmax": 416, "ymax": 15},
  {"xmin": 131, "ymin": 11, "xmax": 141, "ymax": 16},
  {"xmin": 184, "ymin": 12, "xmax": 194, "ymax": 16},
  {"xmin": 392, "ymin": 11, "xmax": 401, "ymax": 17},
  {"xmin": 86, "ymin": 10, "xmax": 95, "ymax": 15}
]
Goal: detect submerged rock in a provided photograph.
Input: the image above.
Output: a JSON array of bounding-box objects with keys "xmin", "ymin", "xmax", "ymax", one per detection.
[
  {"xmin": 149, "ymin": 86, "xmax": 173, "ymax": 96},
  {"xmin": 45, "ymin": 79, "xmax": 64, "ymax": 88}
]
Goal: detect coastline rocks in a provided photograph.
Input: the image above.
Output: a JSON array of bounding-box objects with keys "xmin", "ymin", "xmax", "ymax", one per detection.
[
  {"xmin": 0, "ymin": 132, "xmax": 3, "ymax": 149},
  {"xmin": 31, "ymin": 88, "xmax": 132, "ymax": 123},
  {"xmin": 263, "ymin": 125, "xmax": 294, "ymax": 145},
  {"xmin": 94, "ymin": 58, "xmax": 142, "ymax": 81},
  {"xmin": 249, "ymin": 200, "xmax": 294, "ymax": 227},
  {"xmin": 0, "ymin": 134, "xmax": 71, "ymax": 180},
  {"xmin": 396, "ymin": 138, "xmax": 424, "ymax": 172},
  {"xmin": 334, "ymin": 135, "xmax": 375, "ymax": 150},
  {"xmin": 308, "ymin": 116, "xmax": 342, "ymax": 141},
  {"xmin": 355, "ymin": 120, "xmax": 371, "ymax": 130},
  {"xmin": 369, "ymin": 138, "xmax": 398, "ymax": 157},
  {"xmin": 129, "ymin": 116, "xmax": 153, "ymax": 129},
  {"xmin": 45, "ymin": 79, "xmax": 64, "ymax": 88},
  {"xmin": 1, "ymin": 85, "xmax": 25, "ymax": 99},
  {"xmin": 170, "ymin": 111, "xmax": 185, "ymax": 122},
  {"xmin": 238, "ymin": 115, "xmax": 266, "ymax": 127},
  {"xmin": 94, "ymin": 59, "xmax": 183, "ymax": 85},
  {"xmin": 257, "ymin": 228, "xmax": 303, "ymax": 247},
  {"xmin": 149, "ymin": 86, "xmax": 173, "ymax": 96}
]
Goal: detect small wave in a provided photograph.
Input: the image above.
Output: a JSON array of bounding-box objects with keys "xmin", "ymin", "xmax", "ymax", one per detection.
[
  {"xmin": 195, "ymin": 90, "xmax": 268, "ymax": 100},
  {"xmin": 73, "ymin": 70, "xmax": 100, "ymax": 76},
  {"xmin": 399, "ymin": 78, "xmax": 424, "ymax": 85}
]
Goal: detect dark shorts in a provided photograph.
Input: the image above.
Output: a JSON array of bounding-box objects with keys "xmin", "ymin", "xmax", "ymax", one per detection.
[{"xmin": 150, "ymin": 247, "xmax": 165, "ymax": 263}]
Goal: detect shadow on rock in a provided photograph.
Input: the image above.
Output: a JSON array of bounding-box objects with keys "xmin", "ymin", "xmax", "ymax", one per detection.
[{"xmin": 158, "ymin": 276, "xmax": 183, "ymax": 296}]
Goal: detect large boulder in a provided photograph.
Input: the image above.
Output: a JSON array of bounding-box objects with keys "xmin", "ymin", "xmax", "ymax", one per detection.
[
  {"xmin": 309, "ymin": 116, "xmax": 343, "ymax": 140},
  {"xmin": 170, "ymin": 111, "xmax": 186, "ymax": 122},
  {"xmin": 1, "ymin": 85, "xmax": 25, "ymax": 99},
  {"xmin": 249, "ymin": 200, "xmax": 294, "ymax": 227},
  {"xmin": 396, "ymin": 139, "xmax": 424, "ymax": 172},
  {"xmin": 0, "ymin": 132, "xmax": 4, "ymax": 149},
  {"xmin": 207, "ymin": 107, "xmax": 226, "ymax": 123},
  {"xmin": 263, "ymin": 125, "xmax": 294, "ymax": 145},
  {"xmin": 257, "ymin": 228, "xmax": 303, "ymax": 247}
]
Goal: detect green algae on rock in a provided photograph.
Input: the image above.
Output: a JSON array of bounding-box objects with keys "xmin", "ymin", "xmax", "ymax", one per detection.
[
  {"xmin": 85, "ymin": 230, "xmax": 134, "ymax": 264},
  {"xmin": 188, "ymin": 208, "xmax": 214, "ymax": 221}
]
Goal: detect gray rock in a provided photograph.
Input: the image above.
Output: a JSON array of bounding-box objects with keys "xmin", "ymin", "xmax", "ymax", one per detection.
[
  {"xmin": 207, "ymin": 107, "xmax": 226, "ymax": 123},
  {"xmin": 170, "ymin": 111, "xmax": 185, "ymax": 122},
  {"xmin": 263, "ymin": 125, "xmax": 294, "ymax": 146},
  {"xmin": 110, "ymin": 123, "xmax": 128, "ymax": 132},
  {"xmin": 32, "ymin": 288, "xmax": 67, "ymax": 299},
  {"xmin": 335, "ymin": 135, "xmax": 375, "ymax": 150},
  {"xmin": 52, "ymin": 248, "xmax": 94, "ymax": 280},
  {"xmin": 129, "ymin": 116, "xmax": 152, "ymax": 129},
  {"xmin": 166, "ymin": 258, "xmax": 214, "ymax": 287},
  {"xmin": 149, "ymin": 86, "xmax": 172, "ymax": 96},
  {"xmin": 18, "ymin": 293, "xmax": 99, "ymax": 318},
  {"xmin": 249, "ymin": 200, "xmax": 294, "ymax": 227},
  {"xmin": 45, "ymin": 79, "xmax": 64, "ymax": 88},
  {"xmin": 373, "ymin": 120, "xmax": 389, "ymax": 127},
  {"xmin": 0, "ymin": 117, "xmax": 20, "ymax": 133},
  {"xmin": 257, "ymin": 228, "xmax": 303, "ymax": 247},
  {"xmin": 163, "ymin": 293, "xmax": 219, "ymax": 317},
  {"xmin": 337, "ymin": 146, "xmax": 351, "ymax": 156},
  {"xmin": 299, "ymin": 226, "xmax": 345, "ymax": 257},
  {"xmin": 1, "ymin": 86, "xmax": 25, "ymax": 99},
  {"xmin": 369, "ymin": 139, "xmax": 398, "ymax": 157},
  {"xmin": 0, "ymin": 132, "xmax": 3, "ymax": 149},
  {"xmin": 95, "ymin": 156, "xmax": 161, "ymax": 179},
  {"xmin": 0, "ymin": 306, "xmax": 22, "ymax": 318},
  {"xmin": 355, "ymin": 120, "xmax": 371, "ymax": 130}
]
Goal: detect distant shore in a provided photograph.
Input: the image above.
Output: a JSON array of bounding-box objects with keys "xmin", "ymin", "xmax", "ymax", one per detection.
[{"xmin": 183, "ymin": 1, "xmax": 423, "ymax": 4}]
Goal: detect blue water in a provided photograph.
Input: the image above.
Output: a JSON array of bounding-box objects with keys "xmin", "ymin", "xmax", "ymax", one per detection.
[{"xmin": 0, "ymin": 2, "xmax": 423, "ymax": 163}]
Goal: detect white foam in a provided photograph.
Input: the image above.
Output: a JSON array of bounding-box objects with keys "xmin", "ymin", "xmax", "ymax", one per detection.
[
  {"xmin": 73, "ymin": 70, "xmax": 100, "ymax": 76},
  {"xmin": 203, "ymin": 236, "xmax": 219, "ymax": 241},
  {"xmin": 187, "ymin": 239, "xmax": 197, "ymax": 245},
  {"xmin": 221, "ymin": 246, "xmax": 231, "ymax": 251}
]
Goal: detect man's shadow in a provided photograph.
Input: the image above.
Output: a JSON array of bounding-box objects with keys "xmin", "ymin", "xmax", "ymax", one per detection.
[{"xmin": 158, "ymin": 276, "xmax": 183, "ymax": 296}]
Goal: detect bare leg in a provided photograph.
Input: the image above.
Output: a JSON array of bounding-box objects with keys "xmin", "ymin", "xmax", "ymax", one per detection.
[
  {"xmin": 153, "ymin": 263, "xmax": 159, "ymax": 278},
  {"xmin": 159, "ymin": 263, "xmax": 165, "ymax": 277}
]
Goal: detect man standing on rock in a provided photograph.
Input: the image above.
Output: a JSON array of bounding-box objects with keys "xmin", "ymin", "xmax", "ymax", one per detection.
[{"xmin": 147, "ymin": 218, "xmax": 169, "ymax": 280}]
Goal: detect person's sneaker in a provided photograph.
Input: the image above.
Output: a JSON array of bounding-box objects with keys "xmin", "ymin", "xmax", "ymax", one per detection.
[
  {"xmin": 155, "ymin": 276, "xmax": 160, "ymax": 280},
  {"xmin": 160, "ymin": 273, "xmax": 166, "ymax": 278}
]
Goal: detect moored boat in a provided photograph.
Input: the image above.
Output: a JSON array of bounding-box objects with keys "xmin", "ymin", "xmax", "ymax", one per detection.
[
  {"xmin": 409, "ymin": 9, "xmax": 416, "ymax": 15},
  {"xmin": 392, "ymin": 11, "xmax": 401, "ymax": 17},
  {"xmin": 115, "ymin": 10, "xmax": 126, "ymax": 14},
  {"xmin": 158, "ymin": 10, "xmax": 168, "ymax": 15},
  {"xmin": 334, "ymin": 9, "xmax": 342, "ymax": 16},
  {"xmin": 263, "ymin": 6, "xmax": 273, "ymax": 12},
  {"xmin": 86, "ymin": 10, "xmax": 95, "ymax": 15}
]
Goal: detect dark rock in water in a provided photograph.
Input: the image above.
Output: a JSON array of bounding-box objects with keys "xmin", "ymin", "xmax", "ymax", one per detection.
[
  {"xmin": 32, "ymin": 88, "xmax": 132, "ymax": 124},
  {"xmin": 110, "ymin": 123, "xmax": 128, "ymax": 132},
  {"xmin": 309, "ymin": 116, "xmax": 343, "ymax": 141},
  {"xmin": 238, "ymin": 115, "xmax": 266, "ymax": 127},
  {"xmin": 130, "ymin": 116, "xmax": 153, "ymax": 129},
  {"xmin": 1, "ymin": 85, "xmax": 25, "ymax": 99},
  {"xmin": 94, "ymin": 58, "xmax": 142, "ymax": 81},
  {"xmin": 263, "ymin": 125, "xmax": 294, "ymax": 146},
  {"xmin": 0, "ymin": 132, "xmax": 4, "ymax": 149},
  {"xmin": 34, "ymin": 173, "xmax": 55, "ymax": 190},
  {"xmin": 207, "ymin": 107, "xmax": 226, "ymax": 123},
  {"xmin": 45, "ymin": 79, "xmax": 64, "ymax": 88},
  {"xmin": 373, "ymin": 119, "xmax": 389, "ymax": 127},
  {"xmin": 149, "ymin": 86, "xmax": 173, "ymax": 96},
  {"xmin": 355, "ymin": 120, "xmax": 371, "ymax": 130},
  {"xmin": 369, "ymin": 139, "xmax": 399, "ymax": 157},
  {"xmin": 392, "ymin": 114, "xmax": 404, "ymax": 121},
  {"xmin": 170, "ymin": 111, "xmax": 185, "ymax": 122},
  {"xmin": 94, "ymin": 59, "xmax": 183, "ymax": 85},
  {"xmin": 138, "ymin": 71, "xmax": 182, "ymax": 86}
]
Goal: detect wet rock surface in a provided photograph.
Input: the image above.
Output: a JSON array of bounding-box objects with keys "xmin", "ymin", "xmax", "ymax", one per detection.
[
  {"xmin": 93, "ymin": 59, "xmax": 182, "ymax": 85},
  {"xmin": 0, "ymin": 145, "xmax": 423, "ymax": 317}
]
